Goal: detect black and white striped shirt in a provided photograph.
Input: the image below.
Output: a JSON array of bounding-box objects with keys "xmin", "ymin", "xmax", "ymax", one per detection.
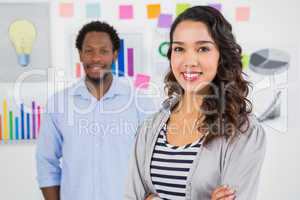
[{"xmin": 150, "ymin": 124, "xmax": 204, "ymax": 200}]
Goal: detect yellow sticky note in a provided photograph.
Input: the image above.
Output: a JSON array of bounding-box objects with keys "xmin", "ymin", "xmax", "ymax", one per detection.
[
  {"xmin": 236, "ymin": 6, "xmax": 250, "ymax": 22},
  {"xmin": 176, "ymin": 3, "xmax": 190, "ymax": 16},
  {"xmin": 242, "ymin": 54, "xmax": 250, "ymax": 69},
  {"xmin": 147, "ymin": 4, "xmax": 161, "ymax": 19}
]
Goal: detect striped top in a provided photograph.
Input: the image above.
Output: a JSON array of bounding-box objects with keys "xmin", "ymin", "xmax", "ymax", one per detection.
[{"xmin": 150, "ymin": 123, "xmax": 204, "ymax": 200}]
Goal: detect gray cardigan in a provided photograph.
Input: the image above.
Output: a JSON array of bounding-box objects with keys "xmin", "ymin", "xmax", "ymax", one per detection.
[{"xmin": 124, "ymin": 97, "xmax": 266, "ymax": 200}]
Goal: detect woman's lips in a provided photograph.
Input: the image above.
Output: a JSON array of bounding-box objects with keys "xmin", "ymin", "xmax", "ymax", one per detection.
[{"xmin": 181, "ymin": 71, "xmax": 203, "ymax": 81}]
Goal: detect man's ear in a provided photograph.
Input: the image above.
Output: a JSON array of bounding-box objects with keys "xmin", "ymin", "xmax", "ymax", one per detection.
[
  {"xmin": 79, "ymin": 50, "xmax": 83, "ymax": 62},
  {"xmin": 113, "ymin": 50, "xmax": 118, "ymax": 61}
]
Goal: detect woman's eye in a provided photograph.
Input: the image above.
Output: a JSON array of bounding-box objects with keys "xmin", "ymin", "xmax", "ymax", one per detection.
[
  {"xmin": 198, "ymin": 47, "xmax": 210, "ymax": 52},
  {"xmin": 173, "ymin": 47, "xmax": 183, "ymax": 52}
]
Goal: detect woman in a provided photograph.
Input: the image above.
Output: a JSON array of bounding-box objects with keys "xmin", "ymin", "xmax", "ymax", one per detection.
[{"xmin": 125, "ymin": 6, "xmax": 266, "ymax": 200}]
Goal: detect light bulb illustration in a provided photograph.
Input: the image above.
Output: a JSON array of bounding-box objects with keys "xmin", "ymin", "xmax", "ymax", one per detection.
[{"xmin": 9, "ymin": 19, "xmax": 37, "ymax": 67}]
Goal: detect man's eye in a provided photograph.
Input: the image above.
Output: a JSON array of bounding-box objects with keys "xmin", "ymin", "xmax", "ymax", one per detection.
[{"xmin": 100, "ymin": 50, "xmax": 109, "ymax": 54}]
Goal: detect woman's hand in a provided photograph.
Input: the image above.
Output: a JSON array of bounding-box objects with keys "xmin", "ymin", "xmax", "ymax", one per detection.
[
  {"xmin": 211, "ymin": 185, "xmax": 235, "ymax": 200},
  {"xmin": 145, "ymin": 194, "xmax": 155, "ymax": 200}
]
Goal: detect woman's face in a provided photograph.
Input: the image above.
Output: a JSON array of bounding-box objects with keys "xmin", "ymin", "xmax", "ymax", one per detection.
[{"xmin": 170, "ymin": 20, "xmax": 220, "ymax": 94}]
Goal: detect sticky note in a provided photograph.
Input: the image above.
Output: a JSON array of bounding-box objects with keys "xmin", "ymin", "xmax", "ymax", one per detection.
[
  {"xmin": 242, "ymin": 54, "xmax": 250, "ymax": 69},
  {"xmin": 86, "ymin": 3, "xmax": 101, "ymax": 18},
  {"xmin": 59, "ymin": 0, "xmax": 72, "ymax": 3},
  {"xmin": 59, "ymin": 3, "xmax": 74, "ymax": 18},
  {"xmin": 119, "ymin": 5, "xmax": 133, "ymax": 19},
  {"xmin": 158, "ymin": 14, "xmax": 173, "ymax": 28},
  {"xmin": 76, "ymin": 62, "xmax": 82, "ymax": 78},
  {"xmin": 147, "ymin": 4, "xmax": 161, "ymax": 19},
  {"xmin": 208, "ymin": 3, "xmax": 222, "ymax": 11},
  {"xmin": 236, "ymin": 6, "xmax": 250, "ymax": 21},
  {"xmin": 176, "ymin": 3, "xmax": 190, "ymax": 16},
  {"xmin": 134, "ymin": 74, "xmax": 151, "ymax": 89}
]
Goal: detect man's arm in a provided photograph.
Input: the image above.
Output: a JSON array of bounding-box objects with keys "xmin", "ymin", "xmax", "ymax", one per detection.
[
  {"xmin": 41, "ymin": 186, "xmax": 60, "ymax": 200},
  {"xmin": 36, "ymin": 99, "xmax": 63, "ymax": 199}
]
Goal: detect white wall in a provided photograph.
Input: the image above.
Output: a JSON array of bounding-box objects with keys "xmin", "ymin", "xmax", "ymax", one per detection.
[{"xmin": 0, "ymin": 0, "xmax": 300, "ymax": 199}]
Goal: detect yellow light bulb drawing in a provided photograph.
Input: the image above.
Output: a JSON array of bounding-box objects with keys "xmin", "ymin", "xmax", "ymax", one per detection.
[{"xmin": 9, "ymin": 19, "xmax": 37, "ymax": 67}]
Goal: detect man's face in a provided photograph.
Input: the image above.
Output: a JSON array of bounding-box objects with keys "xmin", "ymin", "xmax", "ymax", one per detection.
[{"xmin": 79, "ymin": 31, "xmax": 117, "ymax": 83}]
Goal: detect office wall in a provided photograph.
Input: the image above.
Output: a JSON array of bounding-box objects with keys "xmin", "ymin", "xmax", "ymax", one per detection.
[{"xmin": 0, "ymin": 0, "xmax": 300, "ymax": 199}]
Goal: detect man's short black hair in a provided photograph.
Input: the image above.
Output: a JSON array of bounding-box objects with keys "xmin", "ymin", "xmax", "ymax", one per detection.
[{"xmin": 76, "ymin": 21, "xmax": 120, "ymax": 52}]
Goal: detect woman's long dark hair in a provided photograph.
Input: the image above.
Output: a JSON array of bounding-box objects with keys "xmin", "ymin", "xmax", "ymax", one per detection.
[{"xmin": 164, "ymin": 6, "xmax": 252, "ymax": 143}]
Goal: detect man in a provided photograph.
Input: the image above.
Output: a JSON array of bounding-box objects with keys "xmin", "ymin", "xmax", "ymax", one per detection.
[{"xmin": 36, "ymin": 21, "xmax": 156, "ymax": 200}]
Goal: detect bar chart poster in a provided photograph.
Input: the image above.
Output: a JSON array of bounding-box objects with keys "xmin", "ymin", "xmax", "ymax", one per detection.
[
  {"xmin": 0, "ymin": 82, "xmax": 47, "ymax": 144},
  {"xmin": 0, "ymin": 98, "xmax": 43, "ymax": 144},
  {"xmin": 72, "ymin": 33, "xmax": 145, "ymax": 79},
  {"xmin": 113, "ymin": 33, "xmax": 144, "ymax": 77}
]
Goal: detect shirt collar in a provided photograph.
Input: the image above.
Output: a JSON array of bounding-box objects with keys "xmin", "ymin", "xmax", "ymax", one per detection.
[{"xmin": 70, "ymin": 76, "xmax": 128, "ymax": 100}]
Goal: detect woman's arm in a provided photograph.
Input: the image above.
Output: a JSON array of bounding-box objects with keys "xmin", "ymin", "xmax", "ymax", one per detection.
[
  {"xmin": 221, "ymin": 119, "xmax": 266, "ymax": 200},
  {"xmin": 124, "ymin": 122, "xmax": 150, "ymax": 200}
]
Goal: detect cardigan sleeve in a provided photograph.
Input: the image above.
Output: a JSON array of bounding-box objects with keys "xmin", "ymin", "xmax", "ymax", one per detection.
[
  {"xmin": 221, "ymin": 117, "xmax": 266, "ymax": 200},
  {"xmin": 124, "ymin": 120, "xmax": 149, "ymax": 200}
]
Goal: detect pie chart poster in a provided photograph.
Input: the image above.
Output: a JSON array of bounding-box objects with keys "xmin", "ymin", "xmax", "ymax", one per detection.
[
  {"xmin": 244, "ymin": 47, "xmax": 293, "ymax": 134},
  {"xmin": 0, "ymin": 3, "xmax": 50, "ymax": 83}
]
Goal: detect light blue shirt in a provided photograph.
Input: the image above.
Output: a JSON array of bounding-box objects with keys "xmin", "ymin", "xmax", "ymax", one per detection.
[{"xmin": 36, "ymin": 76, "xmax": 156, "ymax": 200}]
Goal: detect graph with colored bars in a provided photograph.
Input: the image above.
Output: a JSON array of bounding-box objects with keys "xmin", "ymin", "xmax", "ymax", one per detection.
[
  {"xmin": 75, "ymin": 33, "xmax": 144, "ymax": 78},
  {"xmin": 0, "ymin": 100, "xmax": 42, "ymax": 143}
]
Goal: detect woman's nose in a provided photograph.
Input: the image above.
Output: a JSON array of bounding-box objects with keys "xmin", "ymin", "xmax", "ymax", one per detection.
[{"xmin": 183, "ymin": 51, "xmax": 199, "ymax": 67}]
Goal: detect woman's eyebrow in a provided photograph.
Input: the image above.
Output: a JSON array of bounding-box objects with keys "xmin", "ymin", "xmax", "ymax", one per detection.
[
  {"xmin": 172, "ymin": 40, "xmax": 215, "ymax": 45},
  {"xmin": 195, "ymin": 40, "xmax": 215, "ymax": 45},
  {"xmin": 172, "ymin": 41, "xmax": 184, "ymax": 45}
]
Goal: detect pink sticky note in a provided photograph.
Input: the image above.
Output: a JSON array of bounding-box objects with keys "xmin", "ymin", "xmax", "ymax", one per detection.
[
  {"xmin": 236, "ymin": 6, "xmax": 250, "ymax": 21},
  {"xmin": 134, "ymin": 74, "xmax": 151, "ymax": 89},
  {"xmin": 76, "ymin": 63, "xmax": 82, "ymax": 78},
  {"xmin": 158, "ymin": 14, "xmax": 173, "ymax": 28},
  {"xmin": 59, "ymin": 3, "xmax": 74, "ymax": 18},
  {"xmin": 119, "ymin": 5, "xmax": 133, "ymax": 19}
]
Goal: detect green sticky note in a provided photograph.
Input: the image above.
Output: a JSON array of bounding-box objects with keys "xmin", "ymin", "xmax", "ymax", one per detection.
[
  {"xmin": 176, "ymin": 3, "xmax": 190, "ymax": 16},
  {"xmin": 242, "ymin": 54, "xmax": 250, "ymax": 69},
  {"xmin": 86, "ymin": 3, "xmax": 101, "ymax": 18}
]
